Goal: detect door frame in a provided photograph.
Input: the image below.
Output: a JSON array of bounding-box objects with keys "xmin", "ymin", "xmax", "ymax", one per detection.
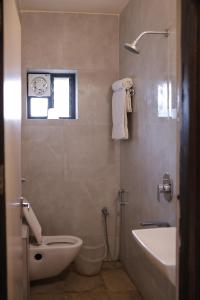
[
  {"xmin": 0, "ymin": 0, "xmax": 7, "ymax": 298},
  {"xmin": 179, "ymin": 0, "xmax": 200, "ymax": 299}
]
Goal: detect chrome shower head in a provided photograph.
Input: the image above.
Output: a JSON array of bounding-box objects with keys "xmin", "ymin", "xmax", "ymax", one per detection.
[
  {"xmin": 124, "ymin": 43, "xmax": 140, "ymax": 54},
  {"xmin": 124, "ymin": 29, "xmax": 169, "ymax": 55}
]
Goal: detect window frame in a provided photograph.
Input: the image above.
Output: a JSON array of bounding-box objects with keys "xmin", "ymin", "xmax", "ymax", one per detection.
[{"xmin": 27, "ymin": 72, "xmax": 76, "ymax": 120}]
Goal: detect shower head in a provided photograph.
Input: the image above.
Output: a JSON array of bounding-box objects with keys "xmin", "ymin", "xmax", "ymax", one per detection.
[
  {"xmin": 124, "ymin": 43, "xmax": 140, "ymax": 54},
  {"xmin": 124, "ymin": 29, "xmax": 169, "ymax": 55}
]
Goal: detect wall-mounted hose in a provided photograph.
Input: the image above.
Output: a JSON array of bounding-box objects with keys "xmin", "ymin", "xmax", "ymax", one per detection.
[{"xmin": 101, "ymin": 207, "xmax": 113, "ymax": 261}]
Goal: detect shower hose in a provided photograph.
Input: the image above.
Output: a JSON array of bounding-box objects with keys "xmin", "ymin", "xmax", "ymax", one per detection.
[{"xmin": 101, "ymin": 207, "xmax": 113, "ymax": 261}]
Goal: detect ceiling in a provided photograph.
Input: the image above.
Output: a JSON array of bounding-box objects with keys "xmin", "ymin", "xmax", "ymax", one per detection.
[{"xmin": 18, "ymin": 0, "xmax": 130, "ymax": 14}]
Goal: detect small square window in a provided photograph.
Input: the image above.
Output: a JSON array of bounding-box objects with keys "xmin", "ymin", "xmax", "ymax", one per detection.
[
  {"xmin": 27, "ymin": 72, "xmax": 76, "ymax": 119},
  {"xmin": 30, "ymin": 97, "xmax": 48, "ymax": 118}
]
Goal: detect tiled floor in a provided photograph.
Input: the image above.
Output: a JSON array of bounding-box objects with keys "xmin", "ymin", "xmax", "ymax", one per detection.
[{"xmin": 30, "ymin": 262, "xmax": 143, "ymax": 300}]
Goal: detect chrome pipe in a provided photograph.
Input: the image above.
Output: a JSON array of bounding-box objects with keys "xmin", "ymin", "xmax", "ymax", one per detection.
[{"xmin": 124, "ymin": 29, "xmax": 169, "ymax": 54}]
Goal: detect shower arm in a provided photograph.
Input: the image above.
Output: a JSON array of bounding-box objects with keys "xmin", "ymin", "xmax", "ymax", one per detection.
[{"xmin": 131, "ymin": 30, "xmax": 169, "ymax": 47}]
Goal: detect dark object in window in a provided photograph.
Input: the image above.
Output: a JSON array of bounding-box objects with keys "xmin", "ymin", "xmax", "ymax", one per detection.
[{"xmin": 27, "ymin": 72, "xmax": 76, "ymax": 119}]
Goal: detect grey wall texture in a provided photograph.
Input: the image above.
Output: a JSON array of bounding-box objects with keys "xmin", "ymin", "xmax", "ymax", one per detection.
[
  {"xmin": 119, "ymin": 0, "xmax": 178, "ymax": 299},
  {"xmin": 21, "ymin": 12, "xmax": 120, "ymax": 257}
]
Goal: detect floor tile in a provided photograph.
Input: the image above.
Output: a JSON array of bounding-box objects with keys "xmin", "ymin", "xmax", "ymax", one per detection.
[
  {"xmin": 30, "ymin": 262, "xmax": 142, "ymax": 300},
  {"xmin": 31, "ymin": 280, "xmax": 65, "ymax": 295},
  {"xmin": 101, "ymin": 269, "xmax": 137, "ymax": 292},
  {"xmin": 107, "ymin": 291, "xmax": 143, "ymax": 300},
  {"xmin": 66, "ymin": 291, "xmax": 110, "ymax": 300},
  {"xmin": 102, "ymin": 261, "xmax": 123, "ymax": 270},
  {"xmin": 31, "ymin": 294, "xmax": 66, "ymax": 300},
  {"xmin": 63, "ymin": 271, "xmax": 105, "ymax": 292}
]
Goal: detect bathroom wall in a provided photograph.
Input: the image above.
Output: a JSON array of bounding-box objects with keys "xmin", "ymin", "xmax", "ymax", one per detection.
[
  {"xmin": 119, "ymin": 0, "xmax": 178, "ymax": 299},
  {"xmin": 21, "ymin": 12, "xmax": 120, "ymax": 256}
]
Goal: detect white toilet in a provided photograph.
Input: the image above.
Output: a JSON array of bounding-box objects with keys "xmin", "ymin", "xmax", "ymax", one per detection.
[{"xmin": 23, "ymin": 205, "xmax": 83, "ymax": 281}]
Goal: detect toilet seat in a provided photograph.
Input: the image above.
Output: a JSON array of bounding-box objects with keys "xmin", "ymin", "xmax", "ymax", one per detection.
[
  {"xmin": 23, "ymin": 204, "xmax": 43, "ymax": 244},
  {"xmin": 47, "ymin": 242, "xmax": 74, "ymax": 245},
  {"xmin": 23, "ymin": 205, "xmax": 82, "ymax": 247},
  {"xmin": 30, "ymin": 236, "xmax": 82, "ymax": 250}
]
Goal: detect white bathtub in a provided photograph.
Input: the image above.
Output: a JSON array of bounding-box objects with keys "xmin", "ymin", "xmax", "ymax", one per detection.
[{"xmin": 132, "ymin": 227, "xmax": 176, "ymax": 286}]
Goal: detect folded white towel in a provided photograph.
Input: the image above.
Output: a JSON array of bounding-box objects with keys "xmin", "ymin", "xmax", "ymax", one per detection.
[
  {"xmin": 112, "ymin": 78, "xmax": 133, "ymax": 92},
  {"xmin": 112, "ymin": 89, "xmax": 128, "ymax": 140},
  {"xmin": 112, "ymin": 78, "xmax": 133, "ymax": 140},
  {"xmin": 126, "ymin": 88, "xmax": 132, "ymax": 113}
]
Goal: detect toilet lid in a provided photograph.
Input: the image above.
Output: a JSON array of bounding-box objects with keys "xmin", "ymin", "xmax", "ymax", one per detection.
[{"xmin": 23, "ymin": 204, "xmax": 43, "ymax": 245}]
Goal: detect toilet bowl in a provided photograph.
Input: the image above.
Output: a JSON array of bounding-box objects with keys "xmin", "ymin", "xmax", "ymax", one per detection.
[{"xmin": 23, "ymin": 205, "xmax": 83, "ymax": 281}]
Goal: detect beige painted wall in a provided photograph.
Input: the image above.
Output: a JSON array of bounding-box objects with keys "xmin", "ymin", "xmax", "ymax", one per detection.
[
  {"xmin": 119, "ymin": 0, "xmax": 178, "ymax": 299},
  {"xmin": 4, "ymin": 0, "xmax": 23, "ymax": 298},
  {"xmin": 21, "ymin": 12, "xmax": 120, "ymax": 257}
]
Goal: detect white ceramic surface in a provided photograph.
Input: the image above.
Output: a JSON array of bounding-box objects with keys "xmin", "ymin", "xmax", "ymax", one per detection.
[
  {"xmin": 25, "ymin": 205, "xmax": 83, "ymax": 280},
  {"xmin": 30, "ymin": 235, "xmax": 82, "ymax": 280},
  {"xmin": 23, "ymin": 206, "xmax": 42, "ymax": 244},
  {"xmin": 132, "ymin": 227, "xmax": 176, "ymax": 286}
]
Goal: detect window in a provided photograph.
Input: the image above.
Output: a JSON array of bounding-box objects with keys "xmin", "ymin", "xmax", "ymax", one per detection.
[{"xmin": 27, "ymin": 72, "xmax": 76, "ymax": 119}]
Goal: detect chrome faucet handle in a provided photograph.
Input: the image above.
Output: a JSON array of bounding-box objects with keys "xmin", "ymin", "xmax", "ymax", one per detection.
[{"xmin": 157, "ymin": 173, "xmax": 173, "ymax": 202}]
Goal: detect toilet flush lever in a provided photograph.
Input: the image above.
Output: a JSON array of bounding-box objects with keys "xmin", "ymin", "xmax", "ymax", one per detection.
[{"xmin": 157, "ymin": 173, "xmax": 173, "ymax": 202}]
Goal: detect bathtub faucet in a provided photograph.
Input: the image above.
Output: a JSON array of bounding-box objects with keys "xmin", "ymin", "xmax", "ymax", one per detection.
[{"xmin": 140, "ymin": 221, "xmax": 170, "ymax": 228}]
